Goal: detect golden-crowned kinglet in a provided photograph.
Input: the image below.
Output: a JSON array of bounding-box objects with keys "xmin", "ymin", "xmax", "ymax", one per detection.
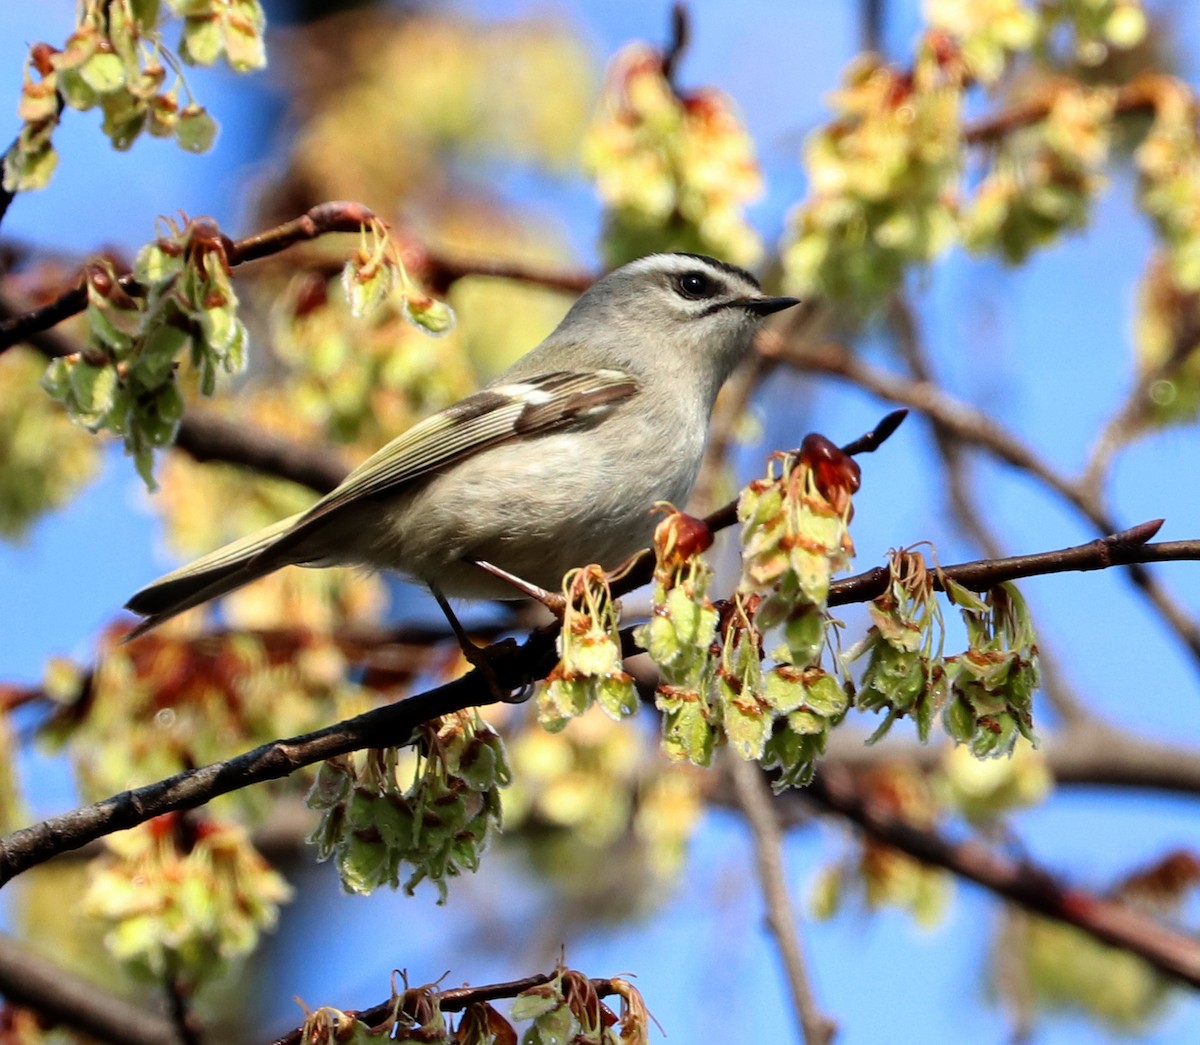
[{"xmin": 126, "ymin": 253, "xmax": 799, "ymax": 638}]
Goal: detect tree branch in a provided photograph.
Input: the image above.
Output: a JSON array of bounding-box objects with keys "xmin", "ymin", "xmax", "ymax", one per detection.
[
  {"xmin": 962, "ymin": 77, "xmax": 1161, "ymax": 146},
  {"xmin": 0, "ymin": 931, "xmax": 179, "ymax": 1045},
  {"xmin": 0, "ymin": 203, "xmax": 596, "ymax": 354},
  {"xmin": 3, "ymin": 523, "xmax": 1197, "ymax": 884},
  {"xmin": 172, "ymin": 410, "xmax": 348, "ymax": 495},
  {"xmin": 0, "ymin": 631, "xmax": 558, "ymax": 886},
  {"xmin": 822, "ymin": 719, "xmax": 1200, "ymax": 798},
  {"xmin": 799, "ymin": 763, "xmax": 1200, "ymax": 989},
  {"xmin": 728, "ymin": 753, "xmax": 836, "ymax": 1045},
  {"xmin": 0, "ymin": 202, "xmax": 381, "ymax": 352}
]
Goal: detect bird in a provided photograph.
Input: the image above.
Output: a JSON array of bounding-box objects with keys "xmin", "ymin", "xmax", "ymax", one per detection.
[{"xmin": 124, "ymin": 252, "xmax": 799, "ymax": 642}]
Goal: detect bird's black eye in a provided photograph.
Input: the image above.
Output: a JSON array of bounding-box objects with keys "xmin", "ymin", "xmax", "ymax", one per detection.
[{"xmin": 675, "ymin": 271, "xmax": 718, "ymax": 300}]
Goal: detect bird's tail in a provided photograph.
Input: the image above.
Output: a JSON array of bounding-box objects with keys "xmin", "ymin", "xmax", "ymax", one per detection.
[{"xmin": 124, "ymin": 513, "xmax": 305, "ymax": 641}]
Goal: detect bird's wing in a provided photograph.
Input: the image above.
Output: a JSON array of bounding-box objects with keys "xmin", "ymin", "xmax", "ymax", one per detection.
[{"xmin": 251, "ymin": 368, "xmax": 640, "ymax": 561}]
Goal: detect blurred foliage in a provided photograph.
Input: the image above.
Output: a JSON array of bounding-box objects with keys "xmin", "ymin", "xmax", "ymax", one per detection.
[
  {"xmin": 275, "ymin": 10, "xmax": 595, "ymax": 215},
  {"xmin": 993, "ymin": 850, "xmax": 1200, "ymax": 1031},
  {"xmin": 83, "ymin": 811, "xmax": 291, "ymax": 985},
  {"xmin": 781, "ymin": 37, "xmax": 966, "ymax": 306},
  {"xmin": 502, "ymin": 706, "xmax": 703, "ymax": 915},
  {"xmin": 582, "ymin": 42, "xmax": 763, "ymax": 267},
  {"xmin": 44, "ymin": 624, "xmax": 373, "ymax": 807},
  {"xmin": 937, "ymin": 735, "xmax": 1051, "ymax": 821},
  {"xmin": 961, "ymin": 81, "xmax": 1116, "ymax": 261},
  {"xmin": 810, "ymin": 763, "xmax": 951, "ymax": 927},
  {"xmin": 780, "ymin": 0, "xmax": 1160, "ymax": 310},
  {"xmin": 0, "ymin": 348, "xmax": 99, "ymax": 538}
]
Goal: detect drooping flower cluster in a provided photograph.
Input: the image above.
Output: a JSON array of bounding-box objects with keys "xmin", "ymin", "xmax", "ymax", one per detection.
[
  {"xmin": 847, "ymin": 553, "xmax": 1039, "ymax": 757},
  {"xmin": 511, "ymin": 970, "xmax": 651, "ymax": 1045},
  {"xmin": 537, "ymin": 565, "xmax": 638, "ymax": 732},
  {"xmin": 847, "ymin": 548, "xmax": 948, "ymax": 742},
  {"xmin": 341, "ymin": 220, "xmax": 456, "ymax": 337},
  {"xmin": 306, "ymin": 711, "xmax": 509, "ymax": 900},
  {"xmin": 647, "ymin": 437, "xmax": 859, "ymax": 787},
  {"xmin": 943, "ymin": 580, "xmax": 1040, "ymax": 758},
  {"xmin": 41, "ymin": 217, "xmax": 248, "ymax": 486}
]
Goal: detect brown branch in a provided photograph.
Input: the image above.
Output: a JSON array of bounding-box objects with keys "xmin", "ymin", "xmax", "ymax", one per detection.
[
  {"xmin": 0, "ymin": 208, "xmax": 596, "ymax": 356},
  {"xmin": 800, "ymin": 763, "xmax": 1200, "ymax": 989},
  {"xmin": 0, "ymin": 931, "xmax": 179, "ymax": 1045},
  {"xmin": 691, "ymin": 347, "xmax": 777, "ymax": 513},
  {"xmin": 963, "ymin": 76, "xmax": 1162, "ymax": 146},
  {"xmin": 769, "ymin": 336, "xmax": 1200, "ymax": 669},
  {"xmin": 0, "ymin": 201, "xmax": 383, "ymax": 353},
  {"xmin": 728, "ymin": 754, "xmax": 836, "ymax": 1045},
  {"xmin": 661, "ymin": 2, "xmax": 691, "ymax": 91},
  {"xmin": 416, "ymin": 251, "xmax": 594, "ymax": 298},
  {"xmin": 173, "ymin": 410, "xmax": 348, "ymax": 495},
  {"xmin": 41, "ymin": 710, "xmax": 1200, "ymax": 869},
  {"xmin": 886, "ymin": 294, "xmax": 1004, "ymax": 559},
  {"xmin": 828, "ymin": 520, "xmax": 1193, "ymax": 604},
  {"xmin": 0, "ymin": 629, "xmax": 558, "ymax": 886},
  {"xmin": 821, "ymin": 719, "xmax": 1200, "ymax": 798},
  {"xmin": 164, "ymin": 974, "xmax": 203, "ymax": 1045}
]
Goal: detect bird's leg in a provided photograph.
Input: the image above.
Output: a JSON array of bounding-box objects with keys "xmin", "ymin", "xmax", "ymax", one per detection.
[
  {"xmin": 466, "ymin": 558, "xmax": 567, "ymax": 617},
  {"xmin": 429, "ymin": 584, "xmax": 522, "ymax": 701}
]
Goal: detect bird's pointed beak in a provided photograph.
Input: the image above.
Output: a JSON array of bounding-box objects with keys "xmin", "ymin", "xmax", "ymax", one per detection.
[{"xmin": 742, "ymin": 295, "xmax": 801, "ymax": 317}]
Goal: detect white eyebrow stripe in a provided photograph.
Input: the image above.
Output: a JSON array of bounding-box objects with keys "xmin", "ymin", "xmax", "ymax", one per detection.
[{"xmin": 496, "ymin": 382, "xmax": 555, "ymax": 405}]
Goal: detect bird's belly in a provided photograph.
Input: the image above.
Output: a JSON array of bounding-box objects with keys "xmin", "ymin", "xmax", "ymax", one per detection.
[{"xmin": 360, "ymin": 428, "xmax": 703, "ymax": 599}]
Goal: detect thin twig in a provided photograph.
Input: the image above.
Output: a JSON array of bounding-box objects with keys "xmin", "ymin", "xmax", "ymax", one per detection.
[
  {"xmin": 0, "ymin": 204, "xmax": 596, "ymax": 354},
  {"xmin": 661, "ymin": 3, "xmax": 691, "ymax": 91},
  {"xmin": 0, "ymin": 202, "xmax": 382, "ymax": 352},
  {"xmin": 265, "ymin": 972, "xmax": 623, "ymax": 1045},
  {"xmin": 0, "ymin": 628, "xmax": 557, "ymax": 885},
  {"xmin": 416, "ymin": 250, "xmax": 593, "ymax": 298},
  {"xmin": 886, "ymin": 294, "xmax": 1002, "ymax": 558},
  {"xmin": 691, "ymin": 349, "xmax": 778, "ymax": 513},
  {"xmin": 165, "ymin": 974, "xmax": 204, "ymax": 1045},
  {"xmin": 860, "ymin": 0, "xmax": 885, "ymax": 53},
  {"xmin": 173, "ymin": 409, "xmax": 348, "ymax": 495},
  {"xmin": 820, "ymin": 719, "xmax": 1200, "ymax": 798},
  {"xmin": 728, "ymin": 754, "xmax": 836, "ymax": 1045}
]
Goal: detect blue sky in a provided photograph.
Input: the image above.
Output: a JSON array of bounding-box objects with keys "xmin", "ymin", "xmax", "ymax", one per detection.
[{"xmin": 1, "ymin": 1, "xmax": 1199, "ymax": 1043}]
